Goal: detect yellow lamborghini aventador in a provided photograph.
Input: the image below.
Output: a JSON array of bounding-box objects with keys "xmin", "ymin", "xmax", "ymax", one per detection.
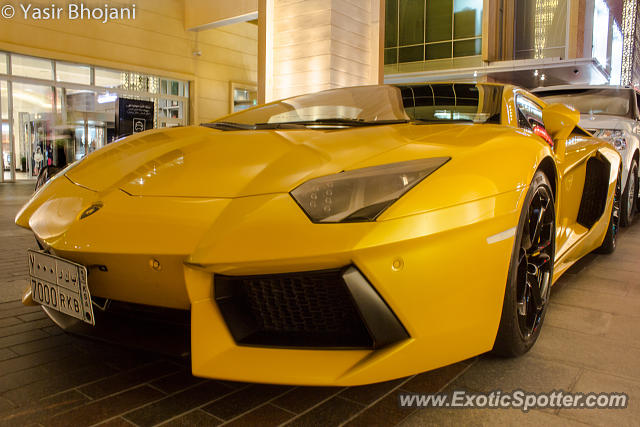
[{"xmin": 16, "ymin": 83, "xmax": 621, "ymax": 386}]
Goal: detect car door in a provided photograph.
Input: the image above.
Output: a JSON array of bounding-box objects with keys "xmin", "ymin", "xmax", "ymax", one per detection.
[{"xmin": 514, "ymin": 93, "xmax": 597, "ymax": 260}]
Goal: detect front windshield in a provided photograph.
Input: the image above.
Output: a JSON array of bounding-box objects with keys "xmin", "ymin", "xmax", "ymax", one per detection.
[
  {"xmin": 214, "ymin": 86, "xmax": 410, "ymax": 125},
  {"xmin": 536, "ymin": 88, "xmax": 632, "ymax": 117},
  {"xmin": 394, "ymin": 83, "xmax": 503, "ymax": 124},
  {"xmin": 210, "ymin": 83, "xmax": 503, "ymax": 127}
]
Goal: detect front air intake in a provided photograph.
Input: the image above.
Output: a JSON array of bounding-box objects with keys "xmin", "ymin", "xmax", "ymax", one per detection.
[{"xmin": 214, "ymin": 266, "xmax": 408, "ymax": 349}]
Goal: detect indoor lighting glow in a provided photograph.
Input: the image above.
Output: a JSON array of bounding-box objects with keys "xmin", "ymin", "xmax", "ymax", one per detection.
[
  {"xmin": 97, "ymin": 93, "xmax": 117, "ymax": 104},
  {"xmin": 611, "ymin": 23, "xmax": 623, "ymax": 85},
  {"xmin": 13, "ymin": 91, "xmax": 52, "ymax": 110},
  {"xmin": 621, "ymin": 0, "xmax": 637, "ymax": 85},
  {"xmin": 534, "ymin": 0, "xmax": 559, "ymax": 59},
  {"xmin": 592, "ymin": 0, "xmax": 610, "ymax": 68}
]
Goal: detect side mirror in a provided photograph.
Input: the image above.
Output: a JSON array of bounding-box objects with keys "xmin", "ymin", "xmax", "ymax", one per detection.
[{"xmin": 542, "ymin": 103, "xmax": 580, "ymax": 141}]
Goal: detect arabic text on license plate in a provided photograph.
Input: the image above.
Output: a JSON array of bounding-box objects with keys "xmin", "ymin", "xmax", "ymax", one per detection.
[{"xmin": 28, "ymin": 250, "xmax": 95, "ymax": 325}]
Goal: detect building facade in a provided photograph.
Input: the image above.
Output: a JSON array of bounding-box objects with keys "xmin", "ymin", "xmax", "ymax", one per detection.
[{"xmin": 384, "ymin": 0, "xmax": 639, "ymax": 89}]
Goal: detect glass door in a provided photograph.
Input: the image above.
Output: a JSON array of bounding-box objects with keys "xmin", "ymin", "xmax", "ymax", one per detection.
[
  {"xmin": 20, "ymin": 113, "xmax": 53, "ymax": 178},
  {"xmin": 1, "ymin": 81, "xmax": 9, "ymax": 182},
  {"xmin": 11, "ymin": 83, "xmax": 55, "ymax": 180},
  {"xmin": 59, "ymin": 88, "xmax": 112, "ymax": 160}
]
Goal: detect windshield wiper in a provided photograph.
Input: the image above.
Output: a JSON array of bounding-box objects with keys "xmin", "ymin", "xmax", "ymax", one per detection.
[
  {"xmin": 413, "ymin": 119, "xmax": 475, "ymax": 124},
  {"xmin": 254, "ymin": 122, "xmax": 309, "ymax": 129},
  {"xmin": 275, "ymin": 118, "xmax": 410, "ymax": 127},
  {"xmin": 202, "ymin": 122, "xmax": 311, "ymax": 131},
  {"xmin": 201, "ymin": 122, "xmax": 256, "ymax": 131},
  {"xmin": 202, "ymin": 118, "xmax": 409, "ymax": 131}
]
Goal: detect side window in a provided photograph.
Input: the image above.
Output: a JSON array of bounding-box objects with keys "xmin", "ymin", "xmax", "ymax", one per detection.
[
  {"xmin": 516, "ymin": 95, "xmax": 544, "ymax": 130},
  {"xmin": 398, "ymin": 86, "xmax": 415, "ymax": 117},
  {"xmin": 516, "ymin": 95, "xmax": 554, "ymax": 146},
  {"xmin": 636, "ymin": 92, "xmax": 640, "ymax": 120}
]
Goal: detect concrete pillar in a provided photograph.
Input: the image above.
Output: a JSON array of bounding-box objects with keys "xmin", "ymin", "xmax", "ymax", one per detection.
[{"xmin": 259, "ymin": 0, "xmax": 383, "ymax": 103}]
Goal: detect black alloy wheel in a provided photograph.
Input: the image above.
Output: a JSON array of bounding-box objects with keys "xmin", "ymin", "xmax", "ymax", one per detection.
[
  {"xmin": 621, "ymin": 160, "xmax": 638, "ymax": 227},
  {"xmin": 515, "ymin": 185, "xmax": 554, "ymax": 339},
  {"xmin": 493, "ymin": 171, "xmax": 555, "ymax": 356}
]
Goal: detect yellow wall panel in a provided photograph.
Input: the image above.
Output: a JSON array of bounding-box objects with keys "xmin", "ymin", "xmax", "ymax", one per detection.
[
  {"xmin": 184, "ymin": 0, "xmax": 258, "ymax": 30},
  {"xmin": 197, "ymin": 97, "xmax": 231, "ymax": 122},
  {"xmin": 197, "ymin": 78, "xmax": 231, "ymax": 102}
]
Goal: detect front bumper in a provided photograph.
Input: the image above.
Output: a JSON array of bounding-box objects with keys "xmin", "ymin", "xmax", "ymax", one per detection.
[
  {"xmin": 18, "ymin": 176, "xmax": 526, "ymax": 385},
  {"xmin": 184, "ymin": 191, "xmax": 526, "ymax": 385}
]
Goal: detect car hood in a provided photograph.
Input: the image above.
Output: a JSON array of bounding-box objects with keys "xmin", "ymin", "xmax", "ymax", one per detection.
[
  {"xmin": 64, "ymin": 124, "xmax": 509, "ymax": 198},
  {"xmin": 578, "ymin": 114, "xmax": 632, "ymax": 132}
]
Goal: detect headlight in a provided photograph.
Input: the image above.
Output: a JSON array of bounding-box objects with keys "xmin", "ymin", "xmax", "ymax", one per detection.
[
  {"xmin": 594, "ymin": 129, "xmax": 627, "ymax": 151},
  {"xmin": 290, "ymin": 157, "xmax": 450, "ymax": 223}
]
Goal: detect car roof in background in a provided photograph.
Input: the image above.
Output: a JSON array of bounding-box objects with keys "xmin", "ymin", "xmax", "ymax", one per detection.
[
  {"xmin": 391, "ymin": 81, "xmax": 510, "ymax": 89},
  {"xmin": 532, "ymin": 84, "xmax": 636, "ymax": 93}
]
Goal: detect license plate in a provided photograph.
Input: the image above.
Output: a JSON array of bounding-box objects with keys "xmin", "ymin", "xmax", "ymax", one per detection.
[{"xmin": 28, "ymin": 250, "xmax": 95, "ymax": 325}]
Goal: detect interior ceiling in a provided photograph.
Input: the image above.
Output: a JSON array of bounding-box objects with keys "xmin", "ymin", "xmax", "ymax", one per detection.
[{"xmin": 489, "ymin": 63, "xmax": 609, "ymax": 89}]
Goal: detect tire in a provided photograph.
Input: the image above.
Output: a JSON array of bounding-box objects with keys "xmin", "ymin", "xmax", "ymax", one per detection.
[
  {"xmin": 492, "ymin": 171, "xmax": 555, "ymax": 357},
  {"xmin": 620, "ymin": 160, "xmax": 638, "ymax": 227},
  {"xmin": 595, "ymin": 172, "xmax": 622, "ymax": 254}
]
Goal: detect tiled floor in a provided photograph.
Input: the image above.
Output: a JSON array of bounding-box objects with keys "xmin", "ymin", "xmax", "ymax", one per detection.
[{"xmin": 1, "ymin": 181, "xmax": 638, "ymax": 426}]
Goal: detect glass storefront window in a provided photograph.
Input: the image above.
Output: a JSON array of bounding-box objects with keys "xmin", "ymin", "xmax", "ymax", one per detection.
[
  {"xmin": 58, "ymin": 88, "xmax": 113, "ymax": 159},
  {"xmin": 95, "ymin": 68, "xmax": 124, "ymax": 89},
  {"xmin": 400, "ymin": 45, "xmax": 424, "ymax": 62},
  {"xmin": 426, "ymin": 42, "xmax": 451, "ymax": 60},
  {"xmin": 515, "ymin": 0, "xmax": 568, "ymax": 59},
  {"xmin": 96, "ymin": 69, "xmax": 160, "ymax": 93},
  {"xmin": 385, "ymin": 0, "xmax": 483, "ymax": 68},
  {"xmin": 385, "ymin": 0, "xmax": 398, "ymax": 49},
  {"xmin": 1, "ymin": 81, "xmax": 7, "ymax": 120},
  {"xmin": 454, "ymin": 0, "xmax": 483, "ymax": 39},
  {"xmin": 231, "ymin": 85, "xmax": 258, "ymax": 112},
  {"xmin": 161, "ymin": 79, "xmax": 188, "ymax": 97},
  {"xmin": 426, "ymin": 0, "xmax": 452, "ymax": 43},
  {"xmin": 56, "ymin": 62, "xmax": 91, "ymax": 85},
  {"xmin": 123, "ymin": 73, "xmax": 159, "ymax": 93},
  {"xmin": 1, "ymin": 51, "xmax": 189, "ymax": 181},
  {"xmin": 399, "ymin": 0, "xmax": 425, "ymax": 46},
  {"xmin": 159, "ymin": 99, "xmax": 183, "ymax": 119},
  {"xmin": 2, "ymin": 81, "xmax": 9, "ymax": 181},
  {"xmin": 11, "ymin": 55, "xmax": 53, "ymax": 80},
  {"xmin": 454, "ymin": 39, "xmax": 481, "ymax": 57}
]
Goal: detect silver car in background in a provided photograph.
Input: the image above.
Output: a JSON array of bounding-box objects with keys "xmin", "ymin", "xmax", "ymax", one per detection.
[{"xmin": 533, "ymin": 85, "xmax": 640, "ymax": 226}]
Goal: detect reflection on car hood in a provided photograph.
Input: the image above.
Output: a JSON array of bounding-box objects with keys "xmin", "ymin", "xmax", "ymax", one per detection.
[
  {"xmin": 579, "ymin": 114, "xmax": 633, "ymax": 131},
  {"xmin": 64, "ymin": 124, "xmax": 511, "ymax": 198}
]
